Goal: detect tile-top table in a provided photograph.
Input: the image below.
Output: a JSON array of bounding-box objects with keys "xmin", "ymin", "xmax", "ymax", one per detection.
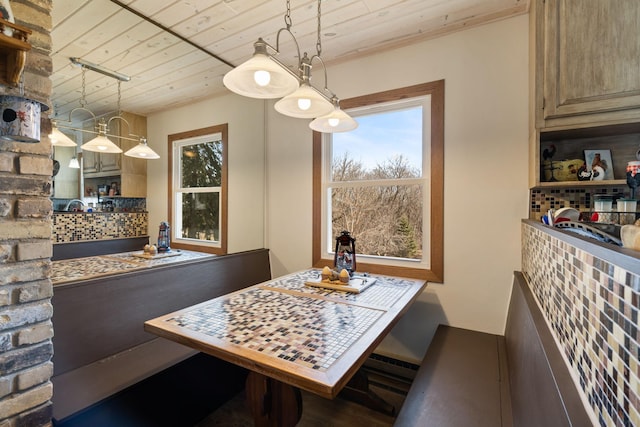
[{"xmin": 144, "ymin": 269, "xmax": 427, "ymax": 427}]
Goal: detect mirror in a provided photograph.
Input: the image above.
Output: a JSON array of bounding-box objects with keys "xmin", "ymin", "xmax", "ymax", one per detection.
[{"xmin": 52, "ymin": 131, "xmax": 80, "ymax": 199}]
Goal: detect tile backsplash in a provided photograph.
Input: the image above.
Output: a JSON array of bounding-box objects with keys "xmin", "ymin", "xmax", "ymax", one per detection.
[
  {"xmin": 530, "ymin": 185, "xmax": 632, "ymax": 221},
  {"xmin": 53, "ymin": 212, "xmax": 148, "ymax": 243},
  {"xmin": 522, "ymin": 223, "xmax": 639, "ymax": 426}
]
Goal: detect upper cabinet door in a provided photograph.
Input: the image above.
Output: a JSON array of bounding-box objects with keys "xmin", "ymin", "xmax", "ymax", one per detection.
[{"xmin": 539, "ymin": 0, "xmax": 640, "ymax": 128}]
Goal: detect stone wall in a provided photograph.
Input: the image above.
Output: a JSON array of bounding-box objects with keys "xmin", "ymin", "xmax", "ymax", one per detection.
[{"xmin": 0, "ymin": 1, "xmax": 54, "ymax": 426}]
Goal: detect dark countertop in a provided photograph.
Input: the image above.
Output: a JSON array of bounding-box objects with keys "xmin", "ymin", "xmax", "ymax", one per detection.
[{"xmin": 52, "ymin": 249, "xmax": 216, "ymax": 285}]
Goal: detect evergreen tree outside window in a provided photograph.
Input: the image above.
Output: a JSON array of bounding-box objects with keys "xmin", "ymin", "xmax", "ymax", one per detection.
[{"xmin": 169, "ymin": 124, "xmax": 228, "ymax": 255}]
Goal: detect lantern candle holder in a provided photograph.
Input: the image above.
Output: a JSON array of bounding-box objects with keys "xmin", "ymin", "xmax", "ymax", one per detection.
[
  {"xmin": 157, "ymin": 221, "xmax": 171, "ymax": 252},
  {"xmin": 334, "ymin": 230, "xmax": 356, "ymax": 274}
]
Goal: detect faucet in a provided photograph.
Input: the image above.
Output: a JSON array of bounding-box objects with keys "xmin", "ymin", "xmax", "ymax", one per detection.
[{"xmin": 64, "ymin": 199, "xmax": 86, "ymax": 211}]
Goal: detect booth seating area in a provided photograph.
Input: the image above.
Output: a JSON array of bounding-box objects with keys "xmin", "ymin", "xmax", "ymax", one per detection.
[{"xmin": 394, "ymin": 272, "xmax": 592, "ymax": 427}]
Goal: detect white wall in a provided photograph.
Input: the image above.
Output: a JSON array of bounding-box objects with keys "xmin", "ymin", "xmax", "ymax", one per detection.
[
  {"xmin": 146, "ymin": 93, "xmax": 266, "ymax": 253},
  {"xmin": 146, "ymin": 14, "xmax": 530, "ymax": 363},
  {"xmin": 266, "ymin": 15, "xmax": 530, "ymax": 362}
]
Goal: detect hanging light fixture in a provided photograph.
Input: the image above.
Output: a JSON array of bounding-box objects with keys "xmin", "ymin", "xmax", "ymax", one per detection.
[
  {"xmin": 56, "ymin": 60, "xmax": 160, "ymax": 159},
  {"xmin": 125, "ymin": 137, "xmax": 160, "ymax": 159},
  {"xmin": 309, "ymin": 96, "xmax": 358, "ymax": 133},
  {"xmin": 81, "ymin": 119, "xmax": 122, "ymax": 153},
  {"xmin": 274, "ymin": 53, "xmax": 334, "ymax": 118},
  {"xmin": 223, "ymin": 0, "xmax": 356, "ymax": 131},
  {"xmin": 49, "ymin": 120, "xmax": 77, "ymax": 147},
  {"xmin": 223, "ymin": 38, "xmax": 299, "ymax": 99},
  {"xmin": 68, "ymin": 156, "xmax": 80, "ymax": 169}
]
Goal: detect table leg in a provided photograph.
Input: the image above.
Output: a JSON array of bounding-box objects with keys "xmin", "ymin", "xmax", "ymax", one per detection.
[
  {"xmin": 340, "ymin": 370, "xmax": 396, "ymax": 416},
  {"xmin": 245, "ymin": 371, "xmax": 302, "ymax": 427}
]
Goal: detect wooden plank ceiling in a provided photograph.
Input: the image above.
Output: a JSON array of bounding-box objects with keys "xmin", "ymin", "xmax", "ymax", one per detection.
[{"xmin": 50, "ymin": 0, "xmax": 529, "ymax": 119}]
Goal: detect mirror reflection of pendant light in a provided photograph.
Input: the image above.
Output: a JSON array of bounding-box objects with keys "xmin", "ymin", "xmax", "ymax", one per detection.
[
  {"xmin": 68, "ymin": 156, "xmax": 80, "ymax": 169},
  {"xmin": 309, "ymin": 96, "xmax": 358, "ymax": 133},
  {"xmin": 125, "ymin": 137, "xmax": 160, "ymax": 159},
  {"xmin": 81, "ymin": 119, "xmax": 122, "ymax": 153},
  {"xmin": 223, "ymin": 0, "xmax": 357, "ymax": 132},
  {"xmin": 49, "ymin": 121, "xmax": 77, "ymax": 147},
  {"xmin": 54, "ymin": 59, "xmax": 160, "ymax": 159}
]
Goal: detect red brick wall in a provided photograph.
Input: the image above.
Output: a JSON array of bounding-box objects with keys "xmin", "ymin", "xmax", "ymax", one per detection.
[{"xmin": 0, "ymin": 0, "xmax": 54, "ymax": 425}]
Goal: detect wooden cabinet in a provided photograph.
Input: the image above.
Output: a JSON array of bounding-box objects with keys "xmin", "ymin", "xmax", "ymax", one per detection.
[
  {"xmin": 533, "ymin": 0, "xmax": 640, "ymax": 130},
  {"xmin": 82, "ymin": 150, "xmax": 120, "ymax": 175},
  {"xmin": 82, "ymin": 111, "xmax": 147, "ymax": 197},
  {"xmin": 530, "ymin": 0, "xmax": 640, "ymax": 187},
  {"xmin": 118, "ymin": 112, "xmax": 147, "ymax": 198}
]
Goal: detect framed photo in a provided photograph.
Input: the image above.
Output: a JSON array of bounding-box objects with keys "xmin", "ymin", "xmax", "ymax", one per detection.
[{"xmin": 584, "ymin": 149, "xmax": 614, "ymax": 181}]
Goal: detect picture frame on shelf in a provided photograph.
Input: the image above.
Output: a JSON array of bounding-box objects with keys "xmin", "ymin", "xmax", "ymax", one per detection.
[{"xmin": 583, "ymin": 149, "xmax": 614, "ymax": 181}]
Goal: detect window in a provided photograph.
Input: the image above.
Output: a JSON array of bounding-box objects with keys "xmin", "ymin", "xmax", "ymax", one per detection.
[
  {"xmin": 168, "ymin": 124, "xmax": 228, "ymax": 255},
  {"xmin": 313, "ymin": 81, "xmax": 444, "ymax": 282}
]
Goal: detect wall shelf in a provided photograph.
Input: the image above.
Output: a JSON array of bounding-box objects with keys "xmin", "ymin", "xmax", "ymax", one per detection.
[
  {"xmin": 0, "ymin": 18, "xmax": 32, "ymax": 86},
  {"xmin": 532, "ymin": 179, "xmax": 628, "ymax": 190}
]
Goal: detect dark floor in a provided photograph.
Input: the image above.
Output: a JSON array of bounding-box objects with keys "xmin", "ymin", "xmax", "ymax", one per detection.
[
  {"xmin": 52, "ymin": 353, "xmax": 408, "ymax": 427},
  {"xmin": 52, "ymin": 353, "xmax": 248, "ymax": 427}
]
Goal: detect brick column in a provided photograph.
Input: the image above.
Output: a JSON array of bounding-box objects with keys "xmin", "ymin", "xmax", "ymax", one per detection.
[{"xmin": 0, "ymin": 1, "xmax": 54, "ymax": 426}]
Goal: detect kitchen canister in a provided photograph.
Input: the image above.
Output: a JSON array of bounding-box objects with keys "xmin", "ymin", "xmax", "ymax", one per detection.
[
  {"xmin": 0, "ymin": 96, "xmax": 49, "ymax": 143},
  {"xmin": 594, "ymin": 194, "xmax": 613, "ymax": 223}
]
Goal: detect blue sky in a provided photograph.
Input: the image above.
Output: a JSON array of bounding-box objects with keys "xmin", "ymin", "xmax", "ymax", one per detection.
[{"xmin": 332, "ymin": 106, "xmax": 423, "ymax": 173}]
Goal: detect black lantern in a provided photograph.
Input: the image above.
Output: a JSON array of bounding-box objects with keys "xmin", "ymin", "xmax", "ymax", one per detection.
[
  {"xmin": 334, "ymin": 231, "xmax": 356, "ymax": 274},
  {"xmin": 157, "ymin": 221, "xmax": 171, "ymax": 252}
]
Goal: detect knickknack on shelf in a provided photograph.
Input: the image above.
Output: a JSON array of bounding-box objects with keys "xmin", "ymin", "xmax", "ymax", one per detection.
[{"xmin": 0, "ymin": 16, "xmax": 31, "ymax": 86}]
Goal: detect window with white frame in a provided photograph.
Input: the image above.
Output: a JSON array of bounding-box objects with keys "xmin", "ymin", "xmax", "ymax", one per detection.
[
  {"xmin": 169, "ymin": 124, "xmax": 227, "ymax": 255},
  {"xmin": 313, "ymin": 82, "xmax": 444, "ymax": 282}
]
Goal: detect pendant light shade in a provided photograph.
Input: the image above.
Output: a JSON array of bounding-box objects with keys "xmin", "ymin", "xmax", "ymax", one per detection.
[
  {"xmin": 81, "ymin": 120, "xmax": 122, "ymax": 153},
  {"xmin": 68, "ymin": 157, "xmax": 80, "ymax": 169},
  {"xmin": 274, "ymin": 83, "xmax": 334, "ymax": 118},
  {"xmin": 223, "ymin": 39, "xmax": 299, "ymax": 99},
  {"xmin": 309, "ymin": 101, "xmax": 358, "ymax": 133},
  {"xmin": 49, "ymin": 122, "xmax": 77, "ymax": 147},
  {"xmin": 82, "ymin": 134, "xmax": 123, "ymax": 153},
  {"xmin": 125, "ymin": 138, "xmax": 160, "ymax": 159}
]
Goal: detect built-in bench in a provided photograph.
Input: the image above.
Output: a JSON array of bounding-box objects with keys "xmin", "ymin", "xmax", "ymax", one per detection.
[
  {"xmin": 394, "ymin": 272, "xmax": 591, "ymax": 427},
  {"xmin": 51, "ymin": 248, "xmax": 271, "ymax": 423}
]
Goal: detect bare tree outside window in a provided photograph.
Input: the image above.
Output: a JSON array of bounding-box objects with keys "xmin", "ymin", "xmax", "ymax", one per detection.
[{"xmin": 313, "ymin": 81, "xmax": 444, "ymax": 282}]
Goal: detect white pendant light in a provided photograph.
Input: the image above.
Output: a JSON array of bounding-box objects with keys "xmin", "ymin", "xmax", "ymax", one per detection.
[
  {"xmin": 81, "ymin": 120, "xmax": 123, "ymax": 153},
  {"xmin": 49, "ymin": 121, "xmax": 77, "ymax": 147},
  {"xmin": 274, "ymin": 82, "xmax": 334, "ymax": 118},
  {"xmin": 125, "ymin": 138, "xmax": 160, "ymax": 159},
  {"xmin": 223, "ymin": 38, "xmax": 299, "ymax": 99},
  {"xmin": 309, "ymin": 97, "xmax": 358, "ymax": 133},
  {"xmin": 68, "ymin": 157, "xmax": 80, "ymax": 169},
  {"xmin": 274, "ymin": 54, "xmax": 334, "ymax": 119}
]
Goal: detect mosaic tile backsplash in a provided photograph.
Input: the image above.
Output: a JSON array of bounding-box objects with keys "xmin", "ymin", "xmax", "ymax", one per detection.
[
  {"xmin": 522, "ymin": 223, "xmax": 640, "ymax": 427},
  {"xmin": 53, "ymin": 212, "xmax": 148, "ymax": 243},
  {"xmin": 530, "ymin": 186, "xmax": 632, "ymax": 222}
]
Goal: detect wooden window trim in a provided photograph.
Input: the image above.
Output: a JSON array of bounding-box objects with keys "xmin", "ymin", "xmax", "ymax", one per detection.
[
  {"xmin": 167, "ymin": 124, "xmax": 228, "ymax": 255},
  {"xmin": 312, "ymin": 80, "xmax": 444, "ymax": 282}
]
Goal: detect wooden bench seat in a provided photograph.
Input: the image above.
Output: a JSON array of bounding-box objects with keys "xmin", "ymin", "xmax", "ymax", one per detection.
[
  {"xmin": 394, "ymin": 273, "xmax": 592, "ymax": 427},
  {"xmin": 394, "ymin": 325, "xmax": 513, "ymax": 426}
]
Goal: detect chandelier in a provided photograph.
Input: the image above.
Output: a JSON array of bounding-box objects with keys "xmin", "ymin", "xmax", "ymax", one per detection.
[
  {"xmin": 53, "ymin": 58, "xmax": 160, "ymax": 159},
  {"xmin": 223, "ymin": 0, "xmax": 357, "ymax": 133}
]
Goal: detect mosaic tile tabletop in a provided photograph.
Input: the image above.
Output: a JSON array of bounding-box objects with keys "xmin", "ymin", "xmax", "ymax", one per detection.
[
  {"xmin": 165, "ymin": 288, "xmax": 384, "ymax": 372},
  {"xmin": 145, "ymin": 270, "xmax": 427, "ymax": 398},
  {"xmin": 52, "ymin": 250, "xmax": 216, "ymax": 285}
]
